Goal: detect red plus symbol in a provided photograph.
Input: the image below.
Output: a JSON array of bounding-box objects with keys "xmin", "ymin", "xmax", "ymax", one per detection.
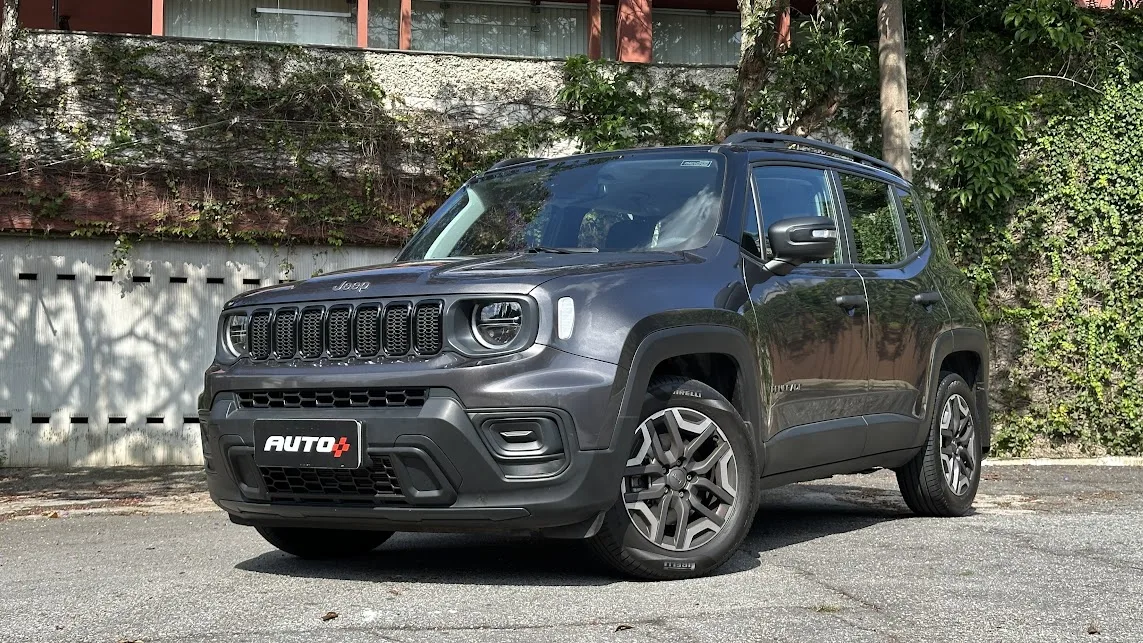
[{"xmin": 332, "ymin": 437, "xmax": 351, "ymax": 458}]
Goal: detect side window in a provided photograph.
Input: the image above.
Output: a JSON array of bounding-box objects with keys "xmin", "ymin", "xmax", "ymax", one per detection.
[
  {"xmin": 751, "ymin": 165, "xmax": 841, "ymax": 264},
  {"xmin": 839, "ymin": 173, "xmax": 906, "ymax": 265},
  {"xmin": 896, "ymin": 188, "xmax": 927, "ymax": 252}
]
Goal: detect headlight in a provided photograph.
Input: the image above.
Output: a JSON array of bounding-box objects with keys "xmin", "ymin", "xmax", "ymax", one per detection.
[
  {"xmin": 471, "ymin": 301, "xmax": 523, "ymax": 348},
  {"xmin": 223, "ymin": 313, "xmax": 249, "ymax": 358}
]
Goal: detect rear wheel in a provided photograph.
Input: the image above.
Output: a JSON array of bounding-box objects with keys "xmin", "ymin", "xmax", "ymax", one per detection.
[
  {"xmin": 896, "ymin": 372, "xmax": 982, "ymax": 516},
  {"xmin": 255, "ymin": 526, "xmax": 394, "ymax": 559},
  {"xmin": 588, "ymin": 377, "xmax": 759, "ymax": 580}
]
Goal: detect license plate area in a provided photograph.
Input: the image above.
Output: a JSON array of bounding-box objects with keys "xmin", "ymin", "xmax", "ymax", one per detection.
[{"xmin": 253, "ymin": 419, "xmax": 362, "ymax": 469}]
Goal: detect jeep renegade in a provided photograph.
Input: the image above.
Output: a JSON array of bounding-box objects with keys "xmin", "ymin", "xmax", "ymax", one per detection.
[{"xmin": 200, "ymin": 133, "xmax": 989, "ymax": 579}]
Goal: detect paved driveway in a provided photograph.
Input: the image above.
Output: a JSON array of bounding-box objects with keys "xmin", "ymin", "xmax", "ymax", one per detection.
[{"xmin": 1, "ymin": 465, "xmax": 1140, "ymax": 642}]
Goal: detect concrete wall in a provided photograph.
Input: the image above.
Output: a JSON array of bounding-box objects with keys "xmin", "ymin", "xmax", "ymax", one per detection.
[{"xmin": 0, "ymin": 237, "xmax": 399, "ymax": 467}]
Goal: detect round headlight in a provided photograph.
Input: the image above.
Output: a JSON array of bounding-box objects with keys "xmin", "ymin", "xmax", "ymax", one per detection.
[
  {"xmin": 471, "ymin": 301, "xmax": 523, "ymax": 348},
  {"xmin": 224, "ymin": 314, "xmax": 249, "ymax": 357}
]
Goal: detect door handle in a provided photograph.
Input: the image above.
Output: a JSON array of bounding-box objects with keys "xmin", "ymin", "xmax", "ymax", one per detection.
[
  {"xmin": 834, "ymin": 294, "xmax": 867, "ymax": 313},
  {"xmin": 912, "ymin": 291, "xmax": 942, "ymax": 306}
]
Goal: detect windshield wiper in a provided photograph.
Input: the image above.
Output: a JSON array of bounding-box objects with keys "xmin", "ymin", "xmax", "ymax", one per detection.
[{"xmin": 523, "ymin": 246, "xmax": 599, "ymax": 254}]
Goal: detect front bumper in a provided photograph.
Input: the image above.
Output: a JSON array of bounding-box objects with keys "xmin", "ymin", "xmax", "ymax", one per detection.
[{"xmin": 199, "ymin": 346, "xmax": 629, "ymax": 536}]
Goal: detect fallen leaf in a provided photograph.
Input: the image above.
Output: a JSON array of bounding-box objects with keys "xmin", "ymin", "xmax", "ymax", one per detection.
[
  {"xmin": 1088, "ymin": 621, "xmax": 1101, "ymax": 635},
  {"xmin": 44, "ymin": 511, "xmax": 59, "ymax": 519},
  {"xmin": 615, "ymin": 624, "xmax": 633, "ymax": 632},
  {"xmin": 321, "ymin": 612, "xmax": 339, "ymax": 622},
  {"xmin": 388, "ymin": 589, "xmax": 400, "ymax": 596}
]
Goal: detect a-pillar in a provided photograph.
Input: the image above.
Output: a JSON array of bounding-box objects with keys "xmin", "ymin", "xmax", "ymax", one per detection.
[{"xmin": 616, "ymin": 0, "xmax": 652, "ymax": 63}]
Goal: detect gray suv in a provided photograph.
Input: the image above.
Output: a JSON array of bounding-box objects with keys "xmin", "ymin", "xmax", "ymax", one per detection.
[{"xmin": 199, "ymin": 133, "xmax": 990, "ymax": 579}]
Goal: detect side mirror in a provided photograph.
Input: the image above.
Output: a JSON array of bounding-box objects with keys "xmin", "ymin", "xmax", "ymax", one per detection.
[{"xmin": 765, "ymin": 216, "xmax": 838, "ymax": 276}]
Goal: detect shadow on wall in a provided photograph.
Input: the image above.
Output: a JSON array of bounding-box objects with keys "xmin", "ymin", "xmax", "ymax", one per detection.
[{"xmin": 0, "ymin": 238, "xmax": 398, "ymax": 467}]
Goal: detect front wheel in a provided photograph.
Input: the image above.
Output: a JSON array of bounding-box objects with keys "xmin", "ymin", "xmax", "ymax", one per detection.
[
  {"xmin": 896, "ymin": 372, "xmax": 983, "ymax": 516},
  {"xmin": 255, "ymin": 526, "xmax": 394, "ymax": 559},
  {"xmin": 588, "ymin": 377, "xmax": 759, "ymax": 580}
]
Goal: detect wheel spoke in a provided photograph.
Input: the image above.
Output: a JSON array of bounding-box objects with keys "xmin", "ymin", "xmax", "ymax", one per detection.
[
  {"xmin": 691, "ymin": 476, "xmax": 734, "ymax": 504},
  {"xmin": 682, "ymin": 419, "xmax": 717, "ymax": 460},
  {"xmin": 691, "ymin": 441, "xmax": 731, "ymax": 475},
  {"xmin": 623, "ymin": 480, "xmax": 666, "ymax": 503},
  {"xmin": 672, "ymin": 495, "xmax": 691, "ymax": 550},
  {"xmin": 663, "ymin": 409, "xmax": 686, "ymax": 462},
  {"xmin": 651, "ymin": 497, "xmax": 672, "ymax": 544},
  {"xmin": 625, "ymin": 462, "xmax": 666, "ymax": 477},
  {"xmin": 690, "ymin": 495, "xmax": 726, "ymax": 527}
]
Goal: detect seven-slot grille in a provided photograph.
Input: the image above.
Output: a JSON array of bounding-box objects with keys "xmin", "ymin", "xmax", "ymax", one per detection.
[{"xmin": 247, "ymin": 301, "xmax": 443, "ymax": 361}]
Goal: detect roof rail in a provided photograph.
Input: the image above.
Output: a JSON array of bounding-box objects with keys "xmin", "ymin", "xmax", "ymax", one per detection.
[
  {"xmin": 722, "ymin": 132, "xmax": 901, "ymax": 177},
  {"xmin": 488, "ymin": 157, "xmax": 542, "ymax": 170}
]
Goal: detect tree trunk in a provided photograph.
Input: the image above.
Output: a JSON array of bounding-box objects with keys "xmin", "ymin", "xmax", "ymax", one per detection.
[
  {"xmin": 877, "ymin": 0, "xmax": 911, "ymax": 179},
  {"xmin": 0, "ymin": 0, "xmax": 19, "ymax": 112},
  {"xmin": 717, "ymin": 0, "xmax": 787, "ymax": 140}
]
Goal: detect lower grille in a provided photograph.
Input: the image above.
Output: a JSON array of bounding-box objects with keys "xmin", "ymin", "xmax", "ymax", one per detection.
[
  {"xmin": 236, "ymin": 388, "xmax": 428, "ymax": 409},
  {"xmin": 260, "ymin": 458, "xmax": 404, "ymax": 504}
]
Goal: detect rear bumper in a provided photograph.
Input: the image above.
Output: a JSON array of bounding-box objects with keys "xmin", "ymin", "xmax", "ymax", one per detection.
[{"xmin": 201, "ymin": 389, "xmax": 626, "ymax": 537}]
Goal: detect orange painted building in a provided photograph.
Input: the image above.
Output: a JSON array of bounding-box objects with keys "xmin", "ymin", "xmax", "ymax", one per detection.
[{"xmin": 19, "ymin": 0, "xmax": 755, "ymax": 64}]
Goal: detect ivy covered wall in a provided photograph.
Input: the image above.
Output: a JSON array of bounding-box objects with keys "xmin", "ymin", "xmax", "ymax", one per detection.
[{"xmin": 0, "ymin": 32, "xmax": 730, "ymax": 249}]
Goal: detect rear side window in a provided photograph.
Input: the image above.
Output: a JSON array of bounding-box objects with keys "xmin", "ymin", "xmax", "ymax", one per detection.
[
  {"xmin": 751, "ymin": 165, "xmax": 842, "ymax": 264},
  {"xmin": 839, "ymin": 173, "xmax": 906, "ymax": 265},
  {"xmin": 896, "ymin": 188, "xmax": 927, "ymax": 252}
]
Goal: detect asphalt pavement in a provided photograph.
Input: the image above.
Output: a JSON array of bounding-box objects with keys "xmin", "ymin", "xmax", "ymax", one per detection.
[{"xmin": 1, "ymin": 465, "xmax": 1140, "ymax": 642}]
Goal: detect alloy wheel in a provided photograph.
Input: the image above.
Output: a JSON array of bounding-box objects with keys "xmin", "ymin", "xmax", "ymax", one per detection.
[
  {"xmin": 622, "ymin": 407, "xmax": 738, "ymax": 552},
  {"xmin": 940, "ymin": 393, "xmax": 977, "ymax": 496}
]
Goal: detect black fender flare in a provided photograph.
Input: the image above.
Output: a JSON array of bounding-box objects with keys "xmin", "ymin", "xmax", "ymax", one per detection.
[
  {"xmin": 606, "ymin": 324, "xmax": 765, "ymax": 464},
  {"xmin": 922, "ymin": 327, "xmax": 991, "ymax": 454}
]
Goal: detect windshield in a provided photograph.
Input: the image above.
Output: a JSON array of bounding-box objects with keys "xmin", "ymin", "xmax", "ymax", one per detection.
[{"xmin": 400, "ymin": 152, "xmax": 726, "ymax": 260}]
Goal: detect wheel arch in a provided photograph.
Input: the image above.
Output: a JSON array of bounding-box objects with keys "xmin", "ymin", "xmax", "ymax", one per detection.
[
  {"xmin": 924, "ymin": 328, "xmax": 991, "ymax": 455},
  {"xmin": 609, "ymin": 324, "xmax": 765, "ymax": 465}
]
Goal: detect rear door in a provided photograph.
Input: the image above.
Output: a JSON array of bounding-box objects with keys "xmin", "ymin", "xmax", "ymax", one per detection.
[
  {"xmin": 835, "ymin": 172, "xmax": 950, "ymax": 455},
  {"xmin": 742, "ymin": 164, "xmax": 871, "ymax": 474}
]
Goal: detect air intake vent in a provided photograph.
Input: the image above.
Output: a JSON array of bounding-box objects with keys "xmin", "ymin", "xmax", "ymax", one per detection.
[
  {"xmin": 241, "ymin": 300, "xmax": 442, "ymax": 361},
  {"xmin": 415, "ymin": 302, "xmax": 443, "ymax": 354},
  {"xmin": 355, "ymin": 304, "xmax": 381, "ymax": 357},
  {"xmin": 383, "ymin": 303, "xmax": 412, "ymax": 356},
  {"xmin": 273, "ymin": 308, "xmax": 297, "ymax": 358}
]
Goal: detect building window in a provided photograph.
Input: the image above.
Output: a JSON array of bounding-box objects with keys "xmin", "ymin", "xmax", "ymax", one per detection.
[
  {"xmin": 368, "ymin": 0, "xmax": 400, "ymax": 48},
  {"xmin": 165, "ymin": 0, "xmax": 360, "ymax": 48},
  {"xmin": 653, "ymin": 9, "xmax": 740, "ymax": 66},
  {"xmin": 410, "ymin": 0, "xmax": 592, "ymax": 58}
]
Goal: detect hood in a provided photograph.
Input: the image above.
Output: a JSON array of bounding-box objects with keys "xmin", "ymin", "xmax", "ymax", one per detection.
[{"xmin": 224, "ymin": 251, "xmax": 689, "ymax": 308}]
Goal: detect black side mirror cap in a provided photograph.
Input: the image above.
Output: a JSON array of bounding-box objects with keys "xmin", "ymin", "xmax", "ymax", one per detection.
[{"xmin": 764, "ymin": 216, "xmax": 838, "ymax": 276}]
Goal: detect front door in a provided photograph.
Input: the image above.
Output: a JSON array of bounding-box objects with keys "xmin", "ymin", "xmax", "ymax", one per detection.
[
  {"xmin": 742, "ymin": 164, "xmax": 871, "ymax": 474},
  {"xmin": 836, "ymin": 172, "xmax": 950, "ymax": 455}
]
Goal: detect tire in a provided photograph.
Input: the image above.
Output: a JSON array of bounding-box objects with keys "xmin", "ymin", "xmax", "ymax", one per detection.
[
  {"xmin": 255, "ymin": 526, "xmax": 394, "ymax": 559},
  {"xmin": 896, "ymin": 372, "xmax": 983, "ymax": 517},
  {"xmin": 588, "ymin": 376, "xmax": 760, "ymax": 580}
]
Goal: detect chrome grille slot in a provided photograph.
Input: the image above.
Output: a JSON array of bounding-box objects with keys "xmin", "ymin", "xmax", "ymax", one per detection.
[{"xmin": 384, "ymin": 303, "xmax": 412, "ymax": 356}]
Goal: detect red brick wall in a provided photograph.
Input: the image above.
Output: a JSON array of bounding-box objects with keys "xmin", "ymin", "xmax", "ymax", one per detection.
[{"xmin": 19, "ymin": 0, "xmax": 151, "ymax": 34}]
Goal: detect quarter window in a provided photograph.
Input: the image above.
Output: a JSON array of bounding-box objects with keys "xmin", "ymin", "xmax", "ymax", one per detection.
[
  {"xmin": 897, "ymin": 188, "xmax": 928, "ymax": 252},
  {"xmin": 751, "ymin": 166, "xmax": 842, "ymax": 264},
  {"xmin": 840, "ymin": 173, "xmax": 906, "ymax": 265}
]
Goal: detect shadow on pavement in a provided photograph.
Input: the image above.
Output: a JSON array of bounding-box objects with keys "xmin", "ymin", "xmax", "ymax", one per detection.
[{"xmin": 235, "ymin": 480, "xmax": 907, "ymax": 585}]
